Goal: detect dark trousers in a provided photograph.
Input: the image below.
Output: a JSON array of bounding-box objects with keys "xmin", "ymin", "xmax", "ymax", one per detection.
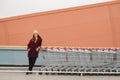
[{"xmin": 28, "ymin": 57, "xmax": 37, "ymax": 71}]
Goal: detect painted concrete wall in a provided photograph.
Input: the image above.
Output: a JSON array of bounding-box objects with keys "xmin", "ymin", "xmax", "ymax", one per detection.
[
  {"xmin": 0, "ymin": 1, "xmax": 120, "ymax": 47},
  {"xmin": 0, "ymin": 47, "xmax": 43, "ymax": 65},
  {"xmin": 0, "ymin": 47, "xmax": 119, "ymax": 66}
]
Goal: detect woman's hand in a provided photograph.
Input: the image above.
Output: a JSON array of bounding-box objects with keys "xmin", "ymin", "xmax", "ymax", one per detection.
[
  {"xmin": 28, "ymin": 48, "xmax": 30, "ymax": 52},
  {"xmin": 36, "ymin": 48, "xmax": 39, "ymax": 52}
]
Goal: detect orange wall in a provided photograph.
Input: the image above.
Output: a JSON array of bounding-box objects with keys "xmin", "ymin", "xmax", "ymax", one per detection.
[{"xmin": 0, "ymin": 1, "xmax": 120, "ymax": 47}]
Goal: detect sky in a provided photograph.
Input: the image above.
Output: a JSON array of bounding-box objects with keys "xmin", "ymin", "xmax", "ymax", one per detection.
[{"xmin": 0, "ymin": 0, "xmax": 113, "ymax": 18}]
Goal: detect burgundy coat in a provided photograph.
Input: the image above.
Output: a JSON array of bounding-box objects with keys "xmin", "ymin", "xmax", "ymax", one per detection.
[{"xmin": 27, "ymin": 36, "xmax": 42, "ymax": 58}]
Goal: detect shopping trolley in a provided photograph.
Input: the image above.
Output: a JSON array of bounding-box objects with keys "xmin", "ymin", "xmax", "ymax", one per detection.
[{"xmin": 39, "ymin": 47, "xmax": 120, "ymax": 75}]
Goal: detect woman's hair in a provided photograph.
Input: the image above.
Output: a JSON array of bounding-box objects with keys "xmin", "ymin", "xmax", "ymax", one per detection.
[{"xmin": 32, "ymin": 34, "xmax": 42, "ymax": 42}]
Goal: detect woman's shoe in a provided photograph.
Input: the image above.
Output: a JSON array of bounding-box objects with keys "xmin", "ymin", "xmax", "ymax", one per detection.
[{"xmin": 26, "ymin": 71, "xmax": 32, "ymax": 75}]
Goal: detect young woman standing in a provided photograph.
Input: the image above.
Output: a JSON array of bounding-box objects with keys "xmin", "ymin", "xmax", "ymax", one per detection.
[{"xmin": 26, "ymin": 30, "xmax": 42, "ymax": 75}]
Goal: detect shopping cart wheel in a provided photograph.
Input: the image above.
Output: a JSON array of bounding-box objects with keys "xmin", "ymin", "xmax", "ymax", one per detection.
[
  {"xmin": 64, "ymin": 73, "xmax": 69, "ymax": 75},
  {"xmin": 45, "ymin": 73, "xmax": 49, "ymax": 75},
  {"xmin": 78, "ymin": 73, "xmax": 81, "ymax": 76},
  {"xmin": 51, "ymin": 73, "xmax": 56, "ymax": 75},
  {"xmin": 39, "ymin": 72, "xmax": 42, "ymax": 75},
  {"xmin": 71, "ymin": 73, "xmax": 74, "ymax": 75},
  {"xmin": 58, "ymin": 73, "xmax": 62, "ymax": 75}
]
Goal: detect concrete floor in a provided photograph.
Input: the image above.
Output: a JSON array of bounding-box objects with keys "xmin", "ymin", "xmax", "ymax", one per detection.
[
  {"xmin": 0, "ymin": 73, "xmax": 120, "ymax": 80},
  {"xmin": 0, "ymin": 67, "xmax": 120, "ymax": 80}
]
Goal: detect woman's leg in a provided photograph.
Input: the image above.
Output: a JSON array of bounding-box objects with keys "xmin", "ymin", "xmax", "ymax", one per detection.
[
  {"xmin": 26, "ymin": 58, "xmax": 33, "ymax": 75},
  {"xmin": 26, "ymin": 57, "xmax": 37, "ymax": 75},
  {"xmin": 30, "ymin": 58, "xmax": 37, "ymax": 70},
  {"xmin": 28, "ymin": 57, "xmax": 33, "ymax": 71},
  {"xmin": 29, "ymin": 57, "xmax": 37, "ymax": 71}
]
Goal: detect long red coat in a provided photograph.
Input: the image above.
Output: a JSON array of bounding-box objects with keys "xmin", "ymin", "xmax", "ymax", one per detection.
[{"xmin": 27, "ymin": 36, "xmax": 42, "ymax": 58}]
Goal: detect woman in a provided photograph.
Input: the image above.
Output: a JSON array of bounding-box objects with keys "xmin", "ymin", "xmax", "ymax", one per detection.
[{"xmin": 26, "ymin": 30, "xmax": 42, "ymax": 75}]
